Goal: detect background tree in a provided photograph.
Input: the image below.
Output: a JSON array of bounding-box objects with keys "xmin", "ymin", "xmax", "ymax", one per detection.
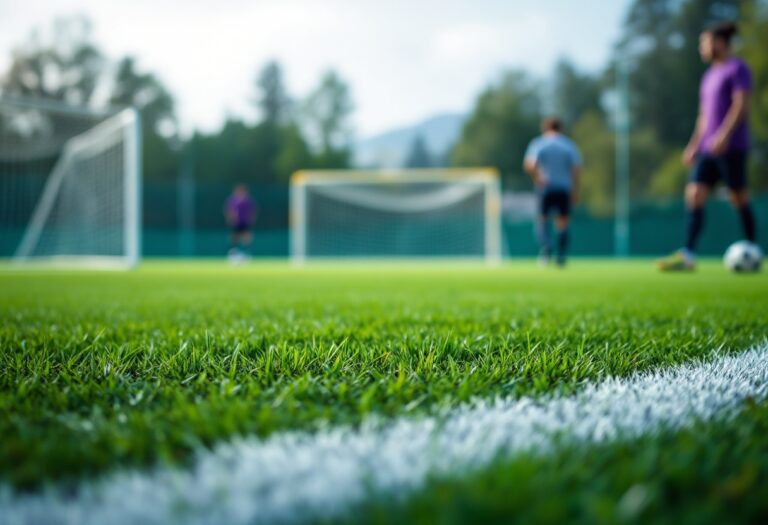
[
  {"xmin": 572, "ymin": 111, "xmax": 667, "ymax": 215},
  {"xmin": 251, "ymin": 60, "xmax": 310, "ymax": 182},
  {"xmin": 255, "ymin": 60, "xmax": 292, "ymax": 126},
  {"xmin": 404, "ymin": 135, "xmax": 433, "ymax": 168},
  {"xmin": 193, "ymin": 60, "xmax": 316, "ymax": 185},
  {"xmin": 274, "ymin": 123, "xmax": 314, "ymax": 179},
  {"xmin": 0, "ymin": 16, "xmax": 104, "ymax": 105},
  {"xmin": 452, "ymin": 71, "xmax": 541, "ymax": 189},
  {"xmin": 301, "ymin": 70, "xmax": 354, "ymax": 168},
  {"xmin": 110, "ymin": 57, "xmax": 177, "ymax": 138},
  {"xmin": 740, "ymin": 0, "xmax": 768, "ymax": 190},
  {"xmin": 110, "ymin": 57, "xmax": 179, "ymax": 182},
  {"xmin": 618, "ymin": 0, "xmax": 688, "ymax": 146},
  {"xmin": 570, "ymin": 112, "xmax": 615, "ymax": 215},
  {"xmin": 551, "ymin": 59, "xmax": 603, "ymax": 127}
]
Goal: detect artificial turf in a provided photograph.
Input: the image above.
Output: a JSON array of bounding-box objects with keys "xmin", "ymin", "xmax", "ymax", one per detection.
[
  {"xmin": 344, "ymin": 398, "xmax": 768, "ymax": 525},
  {"xmin": 1, "ymin": 260, "xmax": 767, "ymax": 497}
]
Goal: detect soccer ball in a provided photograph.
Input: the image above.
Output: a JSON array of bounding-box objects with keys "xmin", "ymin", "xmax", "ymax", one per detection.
[{"xmin": 723, "ymin": 241, "xmax": 763, "ymax": 273}]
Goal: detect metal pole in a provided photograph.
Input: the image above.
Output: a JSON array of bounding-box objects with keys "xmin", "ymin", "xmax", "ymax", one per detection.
[
  {"xmin": 126, "ymin": 109, "xmax": 142, "ymax": 268},
  {"xmin": 177, "ymin": 140, "xmax": 195, "ymax": 257},
  {"xmin": 614, "ymin": 57, "xmax": 631, "ymax": 258}
]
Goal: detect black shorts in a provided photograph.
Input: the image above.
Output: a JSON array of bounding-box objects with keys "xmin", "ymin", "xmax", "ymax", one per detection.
[
  {"xmin": 690, "ymin": 150, "xmax": 748, "ymax": 190},
  {"xmin": 231, "ymin": 224, "xmax": 251, "ymax": 235},
  {"xmin": 539, "ymin": 189, "xmax": 571, "ymax": 217}
]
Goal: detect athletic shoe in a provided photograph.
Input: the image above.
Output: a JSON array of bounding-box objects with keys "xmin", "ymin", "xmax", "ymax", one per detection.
[
  {"xmin": 538, "ymin": 248, "xmax": 551, "ymax": 266},
  {"xmin": 228, "ymin": 248, "xmax": 245, "ymax": 265},
  {"xmin": 656, "ymin": 250, "xmax": 695, "ymax": 272}
]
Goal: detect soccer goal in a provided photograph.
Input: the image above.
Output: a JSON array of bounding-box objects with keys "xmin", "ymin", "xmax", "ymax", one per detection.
[
  {"xmin": 0, "ymin": 96, "xmax": 141, "ymax": 269},
  {"xmin": 290, "ymin": 168, "xmax": 502, "ymax": 263}
]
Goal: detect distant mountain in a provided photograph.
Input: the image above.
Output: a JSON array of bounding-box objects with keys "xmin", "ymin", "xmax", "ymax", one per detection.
[{"xmin": 354, "ymin": 113, "xmax": 467, "ymax": 169}]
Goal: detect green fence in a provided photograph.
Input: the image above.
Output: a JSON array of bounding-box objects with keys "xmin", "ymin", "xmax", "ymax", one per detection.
[
  {"xmin": 143, "ymin": 188, "xmax": 765, "ymax": 259},
  {"xmin": 1, "ymin": 179, "xmax": 766, "ymax": 258},
  {"xmin": 505, "ymin": 194, "xmax": 768, "ymax": 257}
]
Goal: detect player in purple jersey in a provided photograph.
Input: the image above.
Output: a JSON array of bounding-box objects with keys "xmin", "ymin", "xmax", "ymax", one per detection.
[
  {"xmin": 224, "ymin": 184, "xmax": 257, "ymax": 262},
  {"xmin": 658, "ymin": 21, "xmax": 757, "ymax": 271}
]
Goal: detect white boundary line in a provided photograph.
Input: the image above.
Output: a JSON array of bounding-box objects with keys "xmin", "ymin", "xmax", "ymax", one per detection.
[{"xmin": 2, "ymin": 345, "xmax": 768, "ymax": 525}]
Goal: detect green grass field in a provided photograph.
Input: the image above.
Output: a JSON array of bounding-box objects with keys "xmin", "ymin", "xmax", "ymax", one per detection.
[{"xmin": 2, "ymin": 260, "xmax": 768, "ymax": 523}]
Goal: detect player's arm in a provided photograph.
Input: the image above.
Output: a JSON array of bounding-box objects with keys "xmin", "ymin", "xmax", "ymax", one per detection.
[
  {"xmin": 523, "ymin": 157, "xmax": 537, "ymax": 176},
  {"xmin": 524, "ymin": 159, "xmax": 544, "ymax": 187},
  {"xmin": 683, "ymin": 107, "xmax": 706, "ymax": 166},
  {"xmin": 523, "ymin": 142, "xmax": 543, "ymax": 186},
  {"xmin": 710, "ymin": 90, "xmax": 750, "ymax": 155}
]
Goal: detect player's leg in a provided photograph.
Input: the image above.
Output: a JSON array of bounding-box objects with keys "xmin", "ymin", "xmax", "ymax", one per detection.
[
  {"xmin": 657, "ymin": 155, "xmax": 716, "ymax": 271},
  {"xmin": 554, "ymin": 191, "xmax": 571, "ymax": 267},
  {"xmin": 239, "ymin": 230, "xmax": 253, "ymax": 258},
  {"xmin": 536, "ymin": 215, "xmax": 551, "ymax": 265},
  {"xmin": 730, "ymin": 189, "xmax": 756, "ymax": 242},
  {"xmin": 228, "ymin": 229, "xmax": 240, "ymax": 259},
  {"xmin": 536, "ymin": 192, "xmax": 552, "ymax": 264},
  {"xmin": 684, "ymin": 181, "xmax": 710, "ymax": 255},
  {"xmin": 724, "ymin": 151, "xmax": 756, "ymax": 243}
]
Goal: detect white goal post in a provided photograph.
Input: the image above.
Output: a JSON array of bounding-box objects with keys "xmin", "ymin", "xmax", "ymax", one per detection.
[
  {"xmin": 1, "ymin": 97, "xmax": 141, "ymax": 269},
  {"xmin": 290, "ymin": 168, "xmax": 502, "ymax": 263}
]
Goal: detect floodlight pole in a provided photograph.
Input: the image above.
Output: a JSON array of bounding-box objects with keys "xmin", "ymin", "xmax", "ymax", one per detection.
[
  {"xmin": 614, "ymin": 57, "xmax": 631, "ymax": 258},
  {"xmin": 177, "ymin": 138, "xmax": 196, "ymax": 257}
]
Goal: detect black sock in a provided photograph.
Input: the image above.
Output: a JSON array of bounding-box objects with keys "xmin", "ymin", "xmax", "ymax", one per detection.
[
  {"xmin": 557, "ymin": 229, "xmax": 569, "ymax": 258},
  {"xmin": 685, "ymin": 208, "xmax": 704, "ymax": 252},
  {"xmin": 738, "ymin": 204, "xmax": 757, "ymax": 242}
]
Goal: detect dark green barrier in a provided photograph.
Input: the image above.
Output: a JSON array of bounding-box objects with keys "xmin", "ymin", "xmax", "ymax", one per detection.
[{"xmin": 1, "ymin": 179, "xmax": 766, "ymax": 258}]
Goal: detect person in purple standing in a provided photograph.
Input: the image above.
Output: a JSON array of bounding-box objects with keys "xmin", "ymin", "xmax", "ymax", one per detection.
[
  {"xmin": 658, "ymin": 21, "xmax": 757, "ymax": 271},
  {"xmin": 224, "ymin": 184, "xmax": 257, "ymax": 262}
]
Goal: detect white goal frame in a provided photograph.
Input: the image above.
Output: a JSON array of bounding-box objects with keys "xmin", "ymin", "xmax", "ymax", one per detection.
[
  {"xmin": 290, "ymin": 168, "xmax": 502, "ymax": 264},
  {"xmin": 7, "ymin": 101, "xmax": 142, "ymax": 269}
]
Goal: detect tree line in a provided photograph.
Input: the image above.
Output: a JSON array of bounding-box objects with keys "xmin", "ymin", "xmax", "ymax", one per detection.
[
  {"xmin": 2, "ymin": 1, "xmax": 767, "ymax": 219},
  {"xmin": 0, "ymin": 15, "xmax": 355, "ymax": 189}
]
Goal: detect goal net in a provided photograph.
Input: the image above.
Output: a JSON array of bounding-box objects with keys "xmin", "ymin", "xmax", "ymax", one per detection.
[
  {"xmin": 290, "ymin": 169, "xmax": 502, "ymax": 263},
  {"xmin": 0, "ymin": 97, "xmax": 141, "ymax": 268}
]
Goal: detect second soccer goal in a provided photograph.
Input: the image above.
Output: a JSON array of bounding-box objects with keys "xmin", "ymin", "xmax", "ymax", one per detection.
[
  {"xmin": 1, "ymin": 96, "xmax": 141, "ymax": 269},
  {"xmin": 290, "ymin": 168, "xmax": 502, "ymax": 263}
]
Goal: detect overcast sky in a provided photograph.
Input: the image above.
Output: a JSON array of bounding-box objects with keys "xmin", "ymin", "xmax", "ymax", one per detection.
[{"xmin": 0, "ymin": 0, "xmax": 632, "ymax": 138}]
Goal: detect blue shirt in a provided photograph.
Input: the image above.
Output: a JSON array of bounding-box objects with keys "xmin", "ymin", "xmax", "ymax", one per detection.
[{"xmin": 524, "ymin": 134, "xmax": 583, "ymax": 191}]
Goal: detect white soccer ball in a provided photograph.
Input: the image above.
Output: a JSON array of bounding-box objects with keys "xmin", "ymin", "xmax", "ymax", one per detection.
[{"xmin": 723, "ymin": 241, "xmax": 763, "ymax": 273}]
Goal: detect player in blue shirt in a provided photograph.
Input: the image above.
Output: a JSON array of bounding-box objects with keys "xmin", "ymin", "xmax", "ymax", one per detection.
[{"xmin": 524, "ymin": 117, "xmax": 583, "ymax": 267}]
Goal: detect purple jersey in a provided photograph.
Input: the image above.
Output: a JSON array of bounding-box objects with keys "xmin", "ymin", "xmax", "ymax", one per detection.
[
  {"xmin": 699, "ymin": 57, "xmax": 752, "ymax": 154},
  {"xmin": 226, "ymin": 194, "xmax": 255, "ymax": 227}
]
